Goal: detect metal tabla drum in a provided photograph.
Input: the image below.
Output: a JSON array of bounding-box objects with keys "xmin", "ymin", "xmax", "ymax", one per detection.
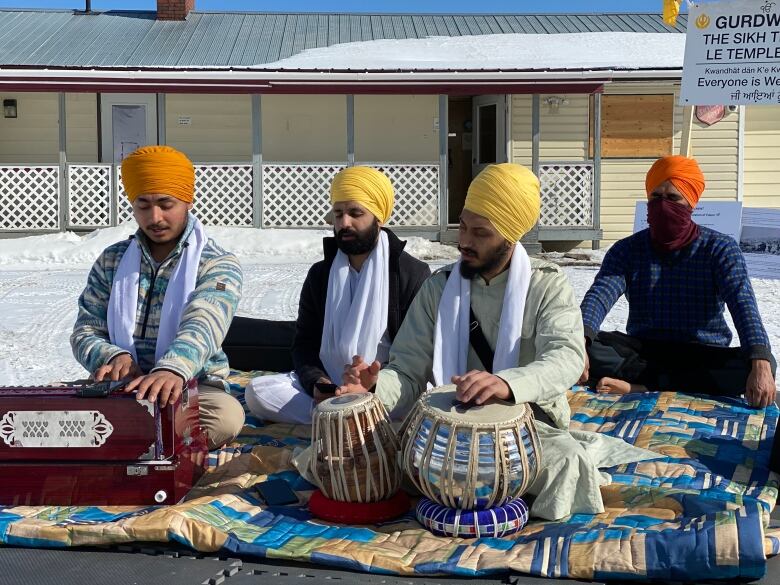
[
  {"xmin": 399, "ymin": 384, "xmax": 542, "ymax": 510},
  {"xmin": 310, "ymin": 393, "xmax": 401, "ymax": 503}
]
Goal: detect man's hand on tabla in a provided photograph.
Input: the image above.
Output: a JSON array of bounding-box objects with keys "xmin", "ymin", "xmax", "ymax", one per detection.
[
  {"xmin": 336, "ymin": 355, "xmax": 380, "ymax": 395},
  {"xmin": 453, "ymin": 370, "xmax": 512, "ymax": 405},
  {"xmin": 94, "ymin": 353, "xmax": 143, "ymax": 382},
  {"xmin": 125, "ymin": 370, "xmax": 185, "ymax": 407}
]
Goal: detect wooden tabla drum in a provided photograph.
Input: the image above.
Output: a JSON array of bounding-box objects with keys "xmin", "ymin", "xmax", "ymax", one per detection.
[
  {"xmin": 399, "ymin": 384, "xmax": 542, "ymax": 510},
  {"xmin": 310, "ymin": 393, "xmax": 401, "ymax": 503}
]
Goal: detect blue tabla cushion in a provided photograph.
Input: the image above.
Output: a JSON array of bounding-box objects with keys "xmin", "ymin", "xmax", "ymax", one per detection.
[{"xmin": 416, "ymin": 497, "xmax": 530, "ymax": 538}]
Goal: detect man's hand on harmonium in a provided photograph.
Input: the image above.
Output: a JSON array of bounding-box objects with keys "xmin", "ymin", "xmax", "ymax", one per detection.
[
  {"xmin": 94, "ymin": 353, "xmax": 143, "ymax": 382},
  {"xmin": 124, "ymin": 369, "xmax": 186, "ymax": 407}
]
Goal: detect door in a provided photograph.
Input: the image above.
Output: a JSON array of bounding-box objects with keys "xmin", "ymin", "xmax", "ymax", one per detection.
[
  {"xmin": 100, "ymin": 94, "xmax": 157, "ymax": 163},
  {"xmin": 472, "ymin": 95, "xmax": 506, "ymax": 178}
]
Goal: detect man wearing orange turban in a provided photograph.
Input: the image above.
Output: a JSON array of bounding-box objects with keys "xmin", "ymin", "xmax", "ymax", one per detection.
[
  {"xmin": 71, "ymin": 145, "xmax": 245, "ymax": 450},
  {"xmin": 579, "ymin": 156, "xmax": 775, "ymax": 408},
  {"xmin": 244, "ymin": 166, "xmax": 430, "ymax": 424}
]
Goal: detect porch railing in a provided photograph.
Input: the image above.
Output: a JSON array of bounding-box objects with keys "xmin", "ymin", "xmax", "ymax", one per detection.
[
  {"xmin": 115, "ymin": 164, "xmax": 255, "ymax": 227},
  {"xmin": 1, "ymin": 161, "xmax": 595, "ymax": 234},
  {"xmin": 538, "ymin": 162, "xmax": 595, "ymax": 228},
  {"xmin": 262, "ymin": 163, "xmax": 346, "ymax": 227},
  {"xmin": 0, "ymin": 165, "xmax": 60, "ymax": 231},
  {"xmin": 0, "ymin": 162, "xmax": 440, "ymax": 232}
]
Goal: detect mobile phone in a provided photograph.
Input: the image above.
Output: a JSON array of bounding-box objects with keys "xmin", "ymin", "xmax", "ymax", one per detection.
[
  {"xmin": 255, "ymin": 479, "xmax": 299, "ymax": 506},
  {"xmin": 314, "ymin": 382, "xmax": 338, "ymax": 394}
]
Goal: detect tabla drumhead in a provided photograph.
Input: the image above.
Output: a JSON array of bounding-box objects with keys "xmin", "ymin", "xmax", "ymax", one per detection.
[
  {"xmin": 316, "ymin": 392, "xmax": 375, "ymax": 413},
  {"xmin": 419, "ymin": 384, "xmax": 530, "ymax": 426}
]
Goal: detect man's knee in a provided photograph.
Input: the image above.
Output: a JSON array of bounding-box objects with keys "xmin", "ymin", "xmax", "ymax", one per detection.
[
  {"xmin": 198, "ymin": 389, "xmax": 245, "ymax": 450},
  {"xmin": 244, "ymin": 375, "xmax": 284, "ymax": 417}
]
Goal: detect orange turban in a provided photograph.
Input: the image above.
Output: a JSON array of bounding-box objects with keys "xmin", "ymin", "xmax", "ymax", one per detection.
[
  {"xmin": 121, "ymin": 145, "xmax": 195, "ymax": 203},
  {"xmin": 645, "ymin": 156, "xmax": 705, "ymax": 208}
]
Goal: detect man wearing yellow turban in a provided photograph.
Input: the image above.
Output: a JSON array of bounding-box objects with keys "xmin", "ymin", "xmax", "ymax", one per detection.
[
  {"xmin": 245, "ymin": 166, "xmax": 430, "ymax": 423},
  {"xmin": 337, "ymin": 163, "xmax": 655, "ymax": 521},
  {"xmin": 580, "ymin": 156, "xmax": 775, "ymax": 408},
  {"xmin": 71, "ymin": 145, "xmax": 245, "ymax": 449}
]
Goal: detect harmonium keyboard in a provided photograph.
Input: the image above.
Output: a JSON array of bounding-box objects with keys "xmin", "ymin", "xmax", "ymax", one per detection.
[{"xmin": 0, "ymin": 378, "xmax": 208, "ymax": 506}]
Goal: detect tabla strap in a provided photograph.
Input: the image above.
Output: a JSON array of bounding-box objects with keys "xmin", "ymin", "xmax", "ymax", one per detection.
[
  {"xmin": 468, "ymin": 305, "xmax": 553, "ymax": 427},
  {"xmin": 468, "ymin": 306, "xmax": 495, "ymax": 374}
]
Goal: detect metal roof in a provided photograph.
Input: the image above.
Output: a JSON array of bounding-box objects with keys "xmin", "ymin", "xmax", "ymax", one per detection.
[{"xmin": 0, "ymin": 10, "xmax": 687, "ymax": 69}]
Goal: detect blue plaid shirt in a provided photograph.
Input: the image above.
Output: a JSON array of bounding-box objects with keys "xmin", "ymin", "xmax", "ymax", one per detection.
[{"xmin": 580, "ymin": 227, "xmax": 772, "ymax": 361}]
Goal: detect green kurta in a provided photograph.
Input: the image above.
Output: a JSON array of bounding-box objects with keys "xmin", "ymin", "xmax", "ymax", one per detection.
[
  {"xmin": 375, "ymin": 257, "xmax": 656, "ymax": 520},
  {"xmin": 376, "ymin": 258, "xmax": 584, "ymax": 426}
]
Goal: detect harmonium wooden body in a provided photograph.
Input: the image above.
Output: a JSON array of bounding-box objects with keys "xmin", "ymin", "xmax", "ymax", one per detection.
[{"xmin": 0, "ymin": 379, "xmax": 208, "ymax": 506}]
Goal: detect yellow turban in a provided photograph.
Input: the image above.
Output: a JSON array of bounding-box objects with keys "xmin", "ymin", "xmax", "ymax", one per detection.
[
  {"xmin": 464, "ymin": 163, "xmax": 541, "ymax": 242},
  {"xmin": 330, "ymin": 166, "xmax": 394, "ymax": 223},
  {"xmin": 121, "ymin": 145, "xmax": 195, "ymax": 203}
]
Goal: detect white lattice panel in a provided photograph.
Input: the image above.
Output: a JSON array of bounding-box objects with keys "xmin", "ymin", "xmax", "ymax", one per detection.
[
  {"xmin": 366, "ymin": 164, "xmax": 439, "ymax": 226},
  {"xmin": 116, "ymin": 168, "xmax": 133, "ymax": 224},
  {"xmin": 0, "ymin": 166, "xmax": 59, "ymax": 230},
  {"xmin": 194, "ymin": 165, "xmax": 253, "ymax": 227},
  {"xmin": 262, "ymin": 164, "xmax": 346, "ymax": 227},
  {"xmin": 115, "ymin": 165, "xmax": 254, "ymax": 227},
  {"xmin": 67, "ymin": 165, "xmax": 112, "ymax": 228},
  {"xmin": 539, "ymin": 163, "xmax": 594, "ymax": 228}
]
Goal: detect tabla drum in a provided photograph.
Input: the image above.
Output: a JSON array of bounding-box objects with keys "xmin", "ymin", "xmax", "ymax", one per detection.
[
  {"xmin": 310, "ymin": 393, "xmax": 401, "ymax": 503},
  {"xmin": 399, "ymin": 384, "xmax": 541, "ymax": 510}
]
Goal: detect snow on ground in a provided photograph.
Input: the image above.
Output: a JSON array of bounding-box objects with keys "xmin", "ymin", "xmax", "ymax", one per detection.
[
  {"xmin": 0, "ymin": 221, "xmax": 459, "ymax": 268},
  {"xmin": 0, "ymin": 226, "xmax": 777, "ymax": 390},
  {"xmin": 259, "ymin": 32, "xmax": 685, "ymax": 71}
]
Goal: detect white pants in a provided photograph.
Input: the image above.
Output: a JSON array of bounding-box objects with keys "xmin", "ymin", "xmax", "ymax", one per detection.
[{"xmin": 245, "ymin": 372, "xmax": 314, "ymax": 424}]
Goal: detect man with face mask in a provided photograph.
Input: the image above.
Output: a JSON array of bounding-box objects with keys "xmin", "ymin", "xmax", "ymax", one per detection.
[
  {"xmin": 244, "ymin": 166, "xmax": 430, "ymax": 423},
  {"xmin": 338, "ymin": 163, "xmax": 656, "ymax": 521},
  {"xmin": 579, "ymin": 155, "xmax": 776, "ymax": 407}
]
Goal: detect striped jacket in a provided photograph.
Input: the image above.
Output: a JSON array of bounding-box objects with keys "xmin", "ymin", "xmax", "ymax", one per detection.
[{"xmin": 71, "ymin": 215, "xmax": 242, "ymax": 384}]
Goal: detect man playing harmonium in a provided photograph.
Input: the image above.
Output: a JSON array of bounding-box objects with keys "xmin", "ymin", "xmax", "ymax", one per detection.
[
  {"xmin": 244, "ymin": 166, "xmax": 430, "ymax": 424},
  {"xmin": 578, "ymin": 155, "xmax": 776, "ymax": 406},
  {"xmin": 338, "ymin": 163, "xmax": 654, "ymax": 521},
  {"xmin": 71, "ymin": 145, "xmax": 245, "ymax": 450}
]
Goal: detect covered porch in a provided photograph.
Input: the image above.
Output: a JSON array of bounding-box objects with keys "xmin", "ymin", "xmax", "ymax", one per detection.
[{"xmin": 0, "ymin": 87, "xmax": 603, "ymax": 246}]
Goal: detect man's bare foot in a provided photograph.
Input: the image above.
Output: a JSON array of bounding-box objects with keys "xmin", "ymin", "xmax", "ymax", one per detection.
[{"xmin": 596, "ymin": 377, "xmax": 632, "ymax": 395}]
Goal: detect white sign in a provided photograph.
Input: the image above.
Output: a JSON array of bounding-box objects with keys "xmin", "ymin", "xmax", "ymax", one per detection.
[
  {"xmin": 740, "ymin": 207, "xmax": 780, "ymax": 279},
  {"xmin": 177, "ymin": 116, "xmax": 192, "ymax": 126},
  {"xmin": 681, "ymin": 0, "xmax": 780, "ymax": 105},
  {"xmin": 633, "ymin": 200, "xmax": 743, "ymax": 241}
]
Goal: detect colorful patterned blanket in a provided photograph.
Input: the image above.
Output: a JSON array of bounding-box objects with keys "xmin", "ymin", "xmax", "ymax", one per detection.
[{"xmin": 0, "ymin": 370, "xmax": 777, "ymax": 582}]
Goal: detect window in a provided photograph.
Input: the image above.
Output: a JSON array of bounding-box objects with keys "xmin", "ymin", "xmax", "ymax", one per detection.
[{"xmin": 590, "ymin": 94, "xmax": 674, "ymax": 158}]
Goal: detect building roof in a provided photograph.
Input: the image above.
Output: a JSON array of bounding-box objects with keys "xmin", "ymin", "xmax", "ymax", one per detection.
[{"xmin": 0, "ymin": 9, "xmax": 686, "ymax": 69}]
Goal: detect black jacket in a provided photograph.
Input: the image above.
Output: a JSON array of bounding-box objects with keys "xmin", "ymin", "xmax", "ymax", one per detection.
[{"xmin": 293, "ymin": 228, "xmax": 431, "ymax": 395}]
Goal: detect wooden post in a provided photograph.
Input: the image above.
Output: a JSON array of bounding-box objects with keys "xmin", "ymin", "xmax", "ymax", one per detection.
[
  {"xmin": 58, "ymin": 92, "xmax": 68, "ymax": 232},
  {"xmin": 438, "ymin": 94, "xmax": 449, "ymax": 240},
  {"xmin": 252, "ymin": 94, "xmax": 262, "ymax": 228}
]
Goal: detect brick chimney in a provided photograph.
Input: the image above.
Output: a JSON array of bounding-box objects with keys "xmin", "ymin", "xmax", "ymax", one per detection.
[{"xmin": 157, "ymin": 0, "xmax": 193, "ymax": 20}]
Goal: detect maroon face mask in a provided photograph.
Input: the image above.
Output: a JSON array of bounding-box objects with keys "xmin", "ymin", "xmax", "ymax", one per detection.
[{"xmin": 646, "ymin": 198, "xmax": 700, "ymax": 253}]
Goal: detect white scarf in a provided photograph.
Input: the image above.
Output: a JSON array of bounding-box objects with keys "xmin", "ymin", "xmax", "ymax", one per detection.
[
  {"xmin": 319, "ymin": 231, "xmax": 390, "ymax": 383},
  {"xmin": 433, "ymin": 243, "xmax": 532, "ymax": 386},
  {"xmin": 107, "ymin": 215, "xmax": 207, "ymax": 364}
]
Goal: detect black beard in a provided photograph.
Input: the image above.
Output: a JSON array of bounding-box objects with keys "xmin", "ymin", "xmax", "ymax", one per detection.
[
  {"xmin": 458, "ymin": 240, "xmax": 512, "ymax": 279},
  {"xmin": 335, "ymin": 219, "xmax": 380, "ymax": 256}
]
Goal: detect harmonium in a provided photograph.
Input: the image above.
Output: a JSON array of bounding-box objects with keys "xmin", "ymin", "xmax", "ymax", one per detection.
[{"xmin": 0, "ymin": 378, "xmax": 208, "ymax": 506}]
